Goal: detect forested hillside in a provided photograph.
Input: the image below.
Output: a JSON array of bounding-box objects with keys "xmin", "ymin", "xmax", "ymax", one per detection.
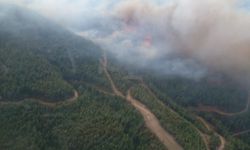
[
  {"xmin": 144, "ymin": 74, "xmax": 248, "ymax": 113},
  {"xmin": 0, "ymin": 5, "xmax": 170, "ymax": 150},
  {"xmin": 1, "ymin": 4, "xmax": 250, "ymax": 150},
  {"xmin": 0, "ymin": 4, "xmax": 106, "ymax": 102},
  {"xmin": 0, "ymin": 84, "xmax": 167, "ymax": 150},
  {"xmin": 141, "ymin": 72, "xmax": 250, "ymax": 149}
]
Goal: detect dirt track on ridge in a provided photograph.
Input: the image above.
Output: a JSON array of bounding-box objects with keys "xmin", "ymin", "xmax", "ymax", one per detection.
[
  {"xmin": 127, "ymin": 90, "xmax": 183, "ymax": 150},
  {"xmin": 101, "ymin": 55, "xmax": 183, "ymax": 150}
]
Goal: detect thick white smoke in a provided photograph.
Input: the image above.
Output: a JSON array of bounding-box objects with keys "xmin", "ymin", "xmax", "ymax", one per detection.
[
  {"xmin": 1, "ymin": 0, "xmax": 250, "ymax": 79},
  {"xmin": 110, "ymin": 0, "xmax": 250, "ymax": 79}
]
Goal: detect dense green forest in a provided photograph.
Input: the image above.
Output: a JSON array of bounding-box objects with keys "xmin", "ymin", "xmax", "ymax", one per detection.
[
  {"xmin": 0, "ymin": 5, "xmax": 166, "ymax": 150},
  {"xmin": 0, "ymin": 84, "xmax": 165, "ymax": 150},
  {"xmin": 144, "ymin": 74, "xmax": 248, "ymax": 113},
  {"xmin": 130, "ymin": 85, "xmax": 207, "ymax": 150},
  {"xmin": 0, "ymin": 47, "xmax": 74, "ymax": 101},
  {"xmin": 142, "ymin": 74, "xmax": 250, "ymax": 149},
  {"xmin": 105, "ymin": 61, "xmax": 216, "ymax": 150},
  {"xmin": 200, "ymin": 108, "xmax": 250, "ymax": 148},
  {"xmin": 0, "ymin": 4, "xmax": 109, "ymax": 101},
  {"xmin": 1, "ymin": 4, "xmax": 250, "ymax": 150}
]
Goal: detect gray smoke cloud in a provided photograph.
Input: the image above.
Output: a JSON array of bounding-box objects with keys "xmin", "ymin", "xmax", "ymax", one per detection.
[{"xmin": 1, "ymin": 0, "xmax": 250, "ymax": 79}]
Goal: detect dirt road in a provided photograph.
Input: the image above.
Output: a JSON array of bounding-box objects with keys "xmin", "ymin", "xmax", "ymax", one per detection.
[
  {"xmin": 218, "ymin": 135, "xmax": 226, "ymax": 150},
  {"xmin": 39, "ymin": 90, "xmax": 79, "ymax": 107},
  {"xmin": 197, "ymin": 117, "xmax": 226, "ymax": 150},
  {"xmin": 123, "ymin": 71, "xmax": 211, "ymax": 149},
  {"xmin": 139, "ymin": 81, "xmax": 211, "ymax": 150},
  {"xmin": 0, "ymin": 90, "xmax": 79, "ymax": 107},
  {"xmin": 101, "ymin": 55, "xmax": 183, "ymax": 150},
  {"xmin": 127, "ymin": 90, "xmax": 183, "ymax": 150},
  {"xmin": 195, "ymin": 93, "xmax": 250, "ymax": 117},
  {"xmin": 195, "ymin": 100, "xmax": 249, "ymax": 117},
  {"xmin": 101, "ymin": 55, "xmax": 124, "ymax": 98},
  {"xmin": 233, "ymin": 129, "xmax": 250, "ymax": 137}
]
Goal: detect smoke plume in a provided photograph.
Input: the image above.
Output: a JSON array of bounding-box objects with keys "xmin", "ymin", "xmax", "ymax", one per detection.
[{"xmin": 1, "ymin": 0, "xmax": 250, "ymax": 79}]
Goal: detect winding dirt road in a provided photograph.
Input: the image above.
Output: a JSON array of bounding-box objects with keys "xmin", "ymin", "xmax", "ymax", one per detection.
[
  {"xmin": 123, "ymin": 75, "xmax": 211, "ymax": 149},
  {"xmin": 138, "ymin": 81, "xmax": 211, "ymax": 150},
  {"xmin": 197, "ymin": 117, "xmax": 226, "ymax": 150},
  {"xmin": 101, "ymin": 55, "xmax": 183, "ymax": 150},
  {"xmin": 0, "ymin": 90, "xmax": 79, "ymax": 107},
  {"xmin": 195, "ymin": 97, "xmax": 250, "ymax": 117},
  {"xmin": 124, "ymin": 75, "xmax": 228, "ymax": 150},
  {"xmin": 195, "ymin": 93, "xmax": 250, "ymax": 117}
]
